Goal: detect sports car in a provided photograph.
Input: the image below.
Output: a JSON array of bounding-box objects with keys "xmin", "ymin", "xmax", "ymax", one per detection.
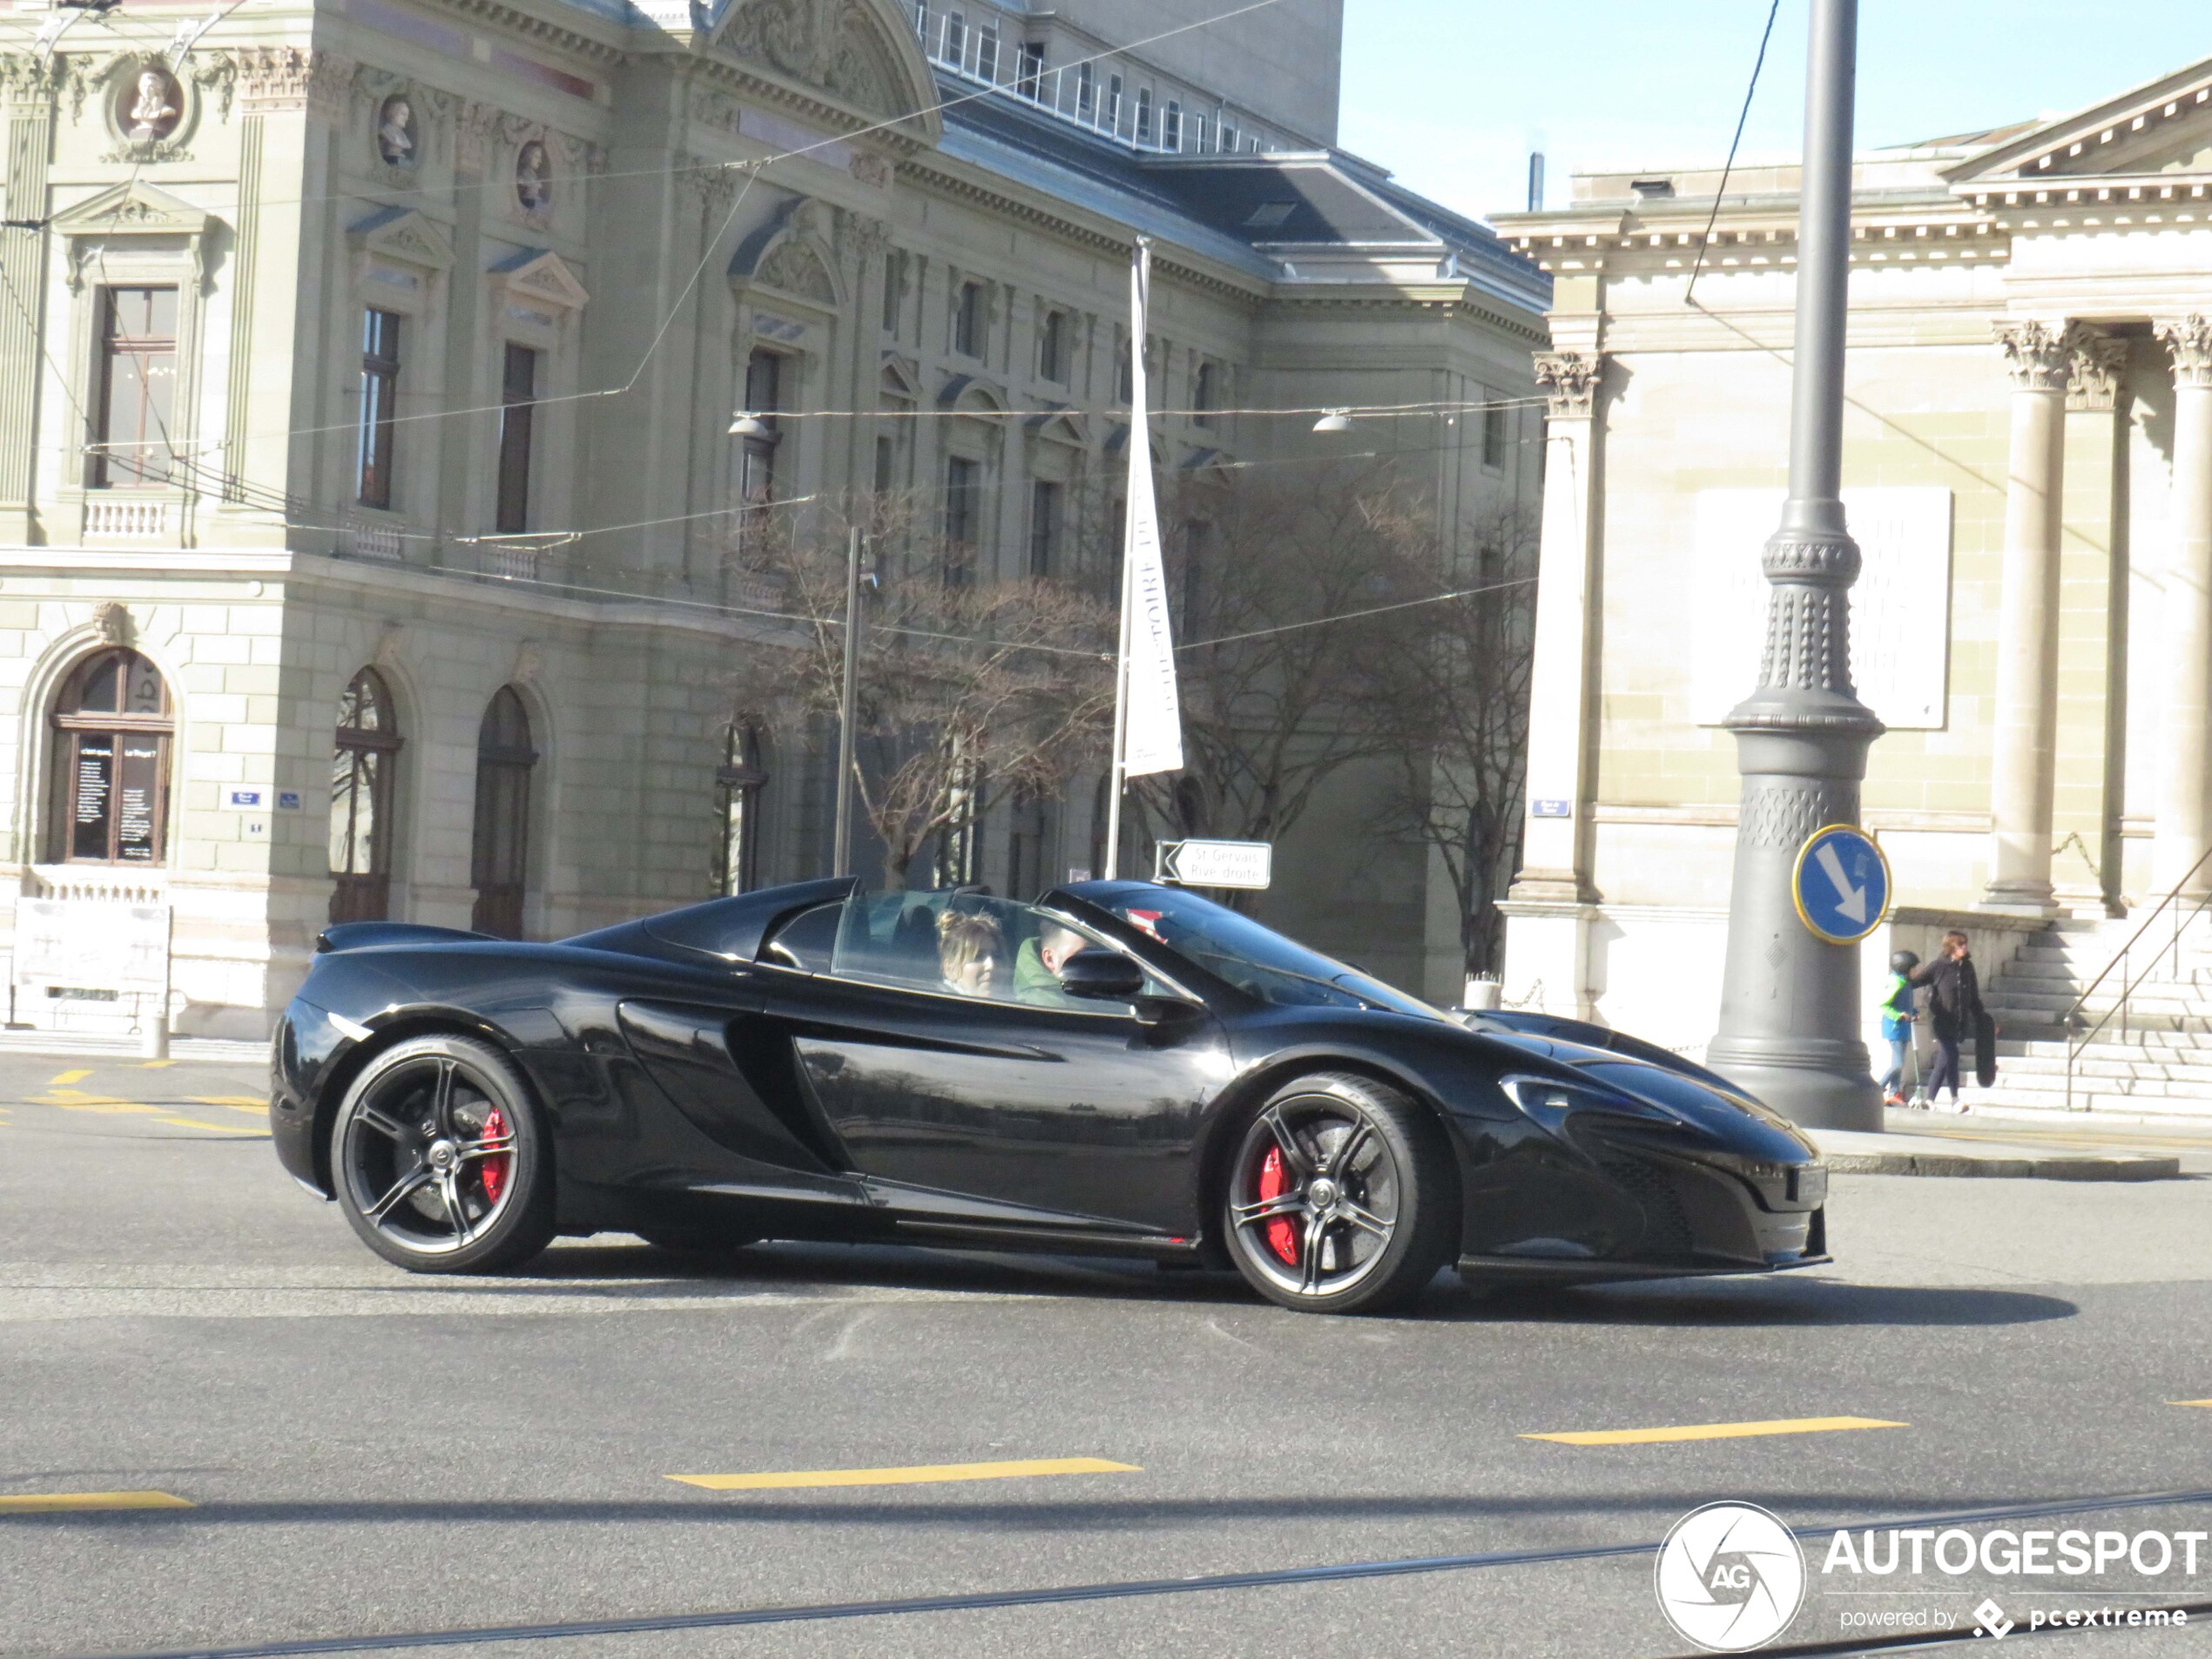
[{"xmin": 269, "ymin": 878, "xmax": 1830, "ymax": 1314}]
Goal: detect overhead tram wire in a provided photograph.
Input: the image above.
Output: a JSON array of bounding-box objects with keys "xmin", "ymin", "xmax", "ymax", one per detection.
[{"xmin": 1683, "ymin": 0, "xmax": 1783, "ymax": 307}]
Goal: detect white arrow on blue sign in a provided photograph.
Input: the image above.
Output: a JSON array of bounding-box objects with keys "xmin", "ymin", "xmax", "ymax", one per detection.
[{"xmin": 1791, "ymin": 824, "xmax": 1891, "ymax": 945}]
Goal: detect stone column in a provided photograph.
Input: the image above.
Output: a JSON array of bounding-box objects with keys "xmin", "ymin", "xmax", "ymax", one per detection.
[
  {"xmin": 2155, "ymin": 314, "xmax": 2212, "ymax": 898},
  {"xmin": 1510, "ymin": 348, "xmax": 1602, "ymax": 902},
  {"xmin": 1500, "ymin": 347, "xmax": 1602, "ymax": 1019},
  {"xmin": 1981, "ymin": 319, "xmax": 2080, "ymax": 913},
  {"xmin": 0, "ymin": 56, "xmax": 58, "ymax": 543},
  {"xmin": 2053, "ymin": 333, "xmax": 2128, "ymax": 917}
]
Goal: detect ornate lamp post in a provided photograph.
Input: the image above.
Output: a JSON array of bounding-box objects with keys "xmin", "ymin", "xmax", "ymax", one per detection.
[{"xmin": 1704, "ymin": 0, "xmax": 1885, "ymax": 1130}]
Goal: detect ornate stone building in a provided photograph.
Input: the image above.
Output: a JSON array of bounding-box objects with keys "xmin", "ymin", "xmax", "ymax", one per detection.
[
  {"xmin": 1494, "ymin": 57, "xmax": 2212, "ymax": 1062},
  {"xmin": 0, "ymin": 0, "xmax": 1544, "ymax": 1038}
]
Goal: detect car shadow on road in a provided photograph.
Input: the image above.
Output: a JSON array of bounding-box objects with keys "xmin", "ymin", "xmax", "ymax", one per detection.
[{"xmin": 478, "ymin": 1240, "xmax": 2074, "ymax": 1329}]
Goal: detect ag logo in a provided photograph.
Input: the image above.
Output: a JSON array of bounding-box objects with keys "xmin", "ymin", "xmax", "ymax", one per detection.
[{"xmin": 1654, "ymin": 1501, "xmax": 1806, "ymax": 1652}]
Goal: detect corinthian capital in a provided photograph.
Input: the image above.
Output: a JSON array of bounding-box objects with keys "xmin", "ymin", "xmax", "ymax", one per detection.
[
  {"xmin": 2157, "ymin": 314, "xmax": 2212, "ymax": 390},
  {"xmin": 1533, "ymin": 350, "xmax": 1602, "ymax": 420},
  {"xmin": 1994, "ymin": 319, "xmax": 2081, "ymax": 392},
  {"xmin": 2067, "ymin": 333, "xmax": 2127, "ymax": 413}
]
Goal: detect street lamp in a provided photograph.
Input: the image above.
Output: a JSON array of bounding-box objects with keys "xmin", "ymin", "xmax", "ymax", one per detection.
[
  {"xmin": 726, "ymin": 411, "xmax": 773, "ymax": 440},
  {"xmin": 1704, "ymin": 0, "xmax": 1885, "ymax": 1130},
  {"xmin": 1312, "ymin": 409, "xmax": 1352, "ymax": 434}
]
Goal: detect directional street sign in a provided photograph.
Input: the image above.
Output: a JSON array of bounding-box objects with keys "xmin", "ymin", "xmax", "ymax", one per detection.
[
  {"xmin": 1155, "ymin": 839, "xmax": 1271, "ymax": 890},
  {"xmin": 1791, "ymin": 824, "xmax": 1890, "ymax": 945}
]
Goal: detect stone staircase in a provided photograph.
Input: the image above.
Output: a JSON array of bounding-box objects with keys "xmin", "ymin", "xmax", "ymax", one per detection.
[{"xmin": 1967, "ymin": 914, "xmax": 2212, "ymax": 1120}]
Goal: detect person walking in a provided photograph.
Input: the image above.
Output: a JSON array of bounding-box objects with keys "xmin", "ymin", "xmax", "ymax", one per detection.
[
  {"xmin": 1912, "ymin": 931, "xmax": 1985, "ymax": 1110},
  {"xmin": 1878, "ymin": 950, "xmax": 1919, "ymax": 1107}
]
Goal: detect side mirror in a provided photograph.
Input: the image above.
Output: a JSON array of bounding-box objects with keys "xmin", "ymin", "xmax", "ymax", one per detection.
[{"xmin": 1056, "ymin": 949, "xmax": 1146, "ymax": 1001}]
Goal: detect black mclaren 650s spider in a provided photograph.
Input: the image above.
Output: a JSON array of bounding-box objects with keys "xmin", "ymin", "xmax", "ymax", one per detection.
[{"xmin": 270, "ymin": 878, "xmax": 1830, "ymax": 1314}]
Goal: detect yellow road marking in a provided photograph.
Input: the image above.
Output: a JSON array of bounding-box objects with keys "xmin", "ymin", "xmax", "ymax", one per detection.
[
  {"xmin": 48, "ymin": 1069, "xmax": 92, "ymax": 1086},
  {"xmin": 136, "ymin": 1059, "xmax": 177, "ymax": 1069},
  {"xmin": 192, "ymin": 1096, "xmax": 268, "ymax": 1114},
  {"xmin": 1523, "ymin": 1415, "xmax": 1909, "ymax": 1447},
  {"xmin": 0, "ymin": 1491, "xmax": 192, "ymax": 1514},
  {"xmin": 670, "ymin": 1457, "xmax": 1141, "ymax": 1492},
  {"xmin": 2172, "ymin": 1399, "xmax": 2212, "ymax": 1408}
]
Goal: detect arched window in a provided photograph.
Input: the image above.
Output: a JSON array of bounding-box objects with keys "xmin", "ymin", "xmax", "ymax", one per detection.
[
  {"xmin": 49, "ymin": 647, "xmax": 172, "ymax": 864},
  {"xmin": 329, "ymin": 667, "xmax": 402, "ymax": 923},
  {"xmin": 716, "ymin": 722, "xmax": 768, "ymax": 895},
  {"xmin": 470, "ymin": 686, "xmax": 536, "ymax": 938}
]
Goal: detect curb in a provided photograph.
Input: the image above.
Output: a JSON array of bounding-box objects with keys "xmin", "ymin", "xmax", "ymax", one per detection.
[{"xmin": 1811, "ymin": 1130, "xmax": 2183, "ymax": 1181}]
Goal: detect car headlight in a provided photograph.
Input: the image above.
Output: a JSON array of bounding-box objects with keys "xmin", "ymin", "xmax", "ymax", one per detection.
[{"xmin": 1502, "ymin": 1076, "xmax": 1673, "ymax": 1133}]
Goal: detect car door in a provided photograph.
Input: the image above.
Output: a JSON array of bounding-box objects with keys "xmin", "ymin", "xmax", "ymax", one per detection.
[{"xmin": 753, "ymin": 892, "xmax": 1231, "ymax": 1238}]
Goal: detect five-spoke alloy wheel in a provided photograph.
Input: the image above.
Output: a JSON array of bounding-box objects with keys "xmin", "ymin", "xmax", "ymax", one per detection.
[
  {"xmin": 1222, "ymin": 1072, "xmax": 1456, "ymax": 1314},
  {"xmin": 333, "ymin": 1035, "xmax": 556, "ymax": 1274}
]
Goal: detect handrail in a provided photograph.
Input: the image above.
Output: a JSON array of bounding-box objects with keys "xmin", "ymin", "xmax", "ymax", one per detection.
[{"xmin": 2063, "ymin": 840, "xmax": 2212, "ymax": 1110}]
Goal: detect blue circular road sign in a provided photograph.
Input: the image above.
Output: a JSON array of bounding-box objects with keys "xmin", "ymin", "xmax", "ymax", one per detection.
[{"xmin": 1791, "ymin": 824, "xmax": 1890, "ymax": 945}]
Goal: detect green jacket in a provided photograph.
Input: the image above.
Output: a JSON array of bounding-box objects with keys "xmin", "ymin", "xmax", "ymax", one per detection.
[{"xmin": 1013, "ymin": 937, "xmax": 1084, "ymax": 1008}]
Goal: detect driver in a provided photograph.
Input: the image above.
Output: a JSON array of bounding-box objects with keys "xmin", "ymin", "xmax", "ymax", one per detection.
[{"xmin": 1013, "ymin": 919, "xmax": 1090, "ymax": 1008}]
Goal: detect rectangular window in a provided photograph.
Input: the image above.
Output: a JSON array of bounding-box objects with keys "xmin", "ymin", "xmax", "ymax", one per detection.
[
  {"xmin": 1163, "ymin": 100, "xmax": 1182, "ymax": 152},
  {"xmin": 953, "ymin": 280, "xmax": 985, "ymax": 359},
  {"xmin": 1136, "ymin": 88, "xmax": 1152, "ymax": 144},
  {"xmin": 976, "ymin": 26, "xmax": 998, "ymax": 82},
  {"xmin": 944, "ymin": 455, "xmax": 980, "ymax": 584},
  {"xmin": 1028, "ymin": 478, "xmax": 1059, "ymax": 577},
  {"xmin": 880, "ymin": 251, "xmax": 903, "ymax": 334},
  {"xmin": 91, "ymin": 287, "xmax": 178, "ymax": 489},
  {"xmin": 495, "ymin": 342, "xmax": 538, "ymax": 534},
  {"xmin": 910, "ymin": 1, "xmax": 927, "ymax": 38},
  {"xmin": 1106, "ymin": 74, "xmax": 1123, "ymax": 132},
  {"xmin": 740, "ymin": 347, "xmax": 783, "ymax": 503},
  {"xmin": 1017, "ymin": 42, "xmax": 1044, "ymax": 98},
  {"xmin": 1038, "ymin": 308, "xmax": 1067, "ymax": 382},
  {"xmin": 1193, "ymin": 113, "xmax": 1208, "ymax": 152},
  {"xmin": 355, "ymin": 308, "xmax": 401, "ymax": 509},
  {"xmin": 1220, "ymin": 120, "xmax": 1238, "ymax": 152},
  {"xmin": 1076, "ymin": 63, "xmax": 1094, "ymax": 117},
  {"xmin": 1116, "ymin": 332, "xmax": 1132, "ymax": 404},
  {"xmin": 941, "ymin": 10, "xmax": 964, "ymax": 64},
  {"xmin": 1482, "ymin": 399, "xmax": 1508, "ymax": 469},
  {"xmin": 1194, "ymin": 361, "xmax": 1219, "ymax": 428}
]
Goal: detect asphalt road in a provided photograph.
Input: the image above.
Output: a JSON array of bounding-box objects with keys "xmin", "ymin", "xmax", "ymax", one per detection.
[{"xmin": 3, "ymin": 1051, "xmax": 2210, "ymax": 1659}]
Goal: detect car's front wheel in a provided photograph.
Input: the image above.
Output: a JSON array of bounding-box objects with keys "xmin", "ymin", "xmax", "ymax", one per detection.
[
  {"xmin": 332, "ymin": 1035, "xmax": 556, "ymax": 1275},
  {"xmin": 1221, "ymin": 1072, "xmax": 1457, "ymax": 1314}
]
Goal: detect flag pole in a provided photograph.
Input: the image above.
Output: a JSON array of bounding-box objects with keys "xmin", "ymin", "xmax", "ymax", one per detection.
[{"xmin": 1103, "ymin": 236, "xmax": 1149, "ymax": 881}]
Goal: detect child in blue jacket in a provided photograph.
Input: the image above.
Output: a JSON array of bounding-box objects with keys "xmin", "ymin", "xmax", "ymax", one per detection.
[{"xmin": 1878, "ymin": 950, "xmax": 1919, "ymax": 1106}]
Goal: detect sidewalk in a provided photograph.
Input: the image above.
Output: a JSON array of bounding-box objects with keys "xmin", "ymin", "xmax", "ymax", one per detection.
[
  {"xmin": 1809, "ymin": 1107, "xmax": 2208, "ymax": 1180},
  {"xmin": 0, "ymin": 1031, "xmax": 268, "ymax": 1065}
]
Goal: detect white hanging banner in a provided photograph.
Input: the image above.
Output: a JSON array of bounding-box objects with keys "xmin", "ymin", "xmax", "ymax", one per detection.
[{"xmin": 1119, "ymin": 239, "xmax": 1184, "ymax": 779}]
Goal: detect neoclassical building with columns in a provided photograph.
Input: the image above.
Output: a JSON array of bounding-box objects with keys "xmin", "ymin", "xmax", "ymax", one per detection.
[
  {"xmin": 0, "ymin": 0, "xmax": 1544, "ymax": 1038},
  {"xmin": 1491, "ymin": 55, "xmax": 2212, "ymax": 1056}
]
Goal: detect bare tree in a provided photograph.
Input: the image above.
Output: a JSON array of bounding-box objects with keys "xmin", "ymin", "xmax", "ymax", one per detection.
[
  {"xmin": 725, "ymin": 494, "xmax": 1116, "ymax": 888},
  {"xmin": 1088, "ymin": 458, "xmax": 1438, "ymax": 900},
  {"xmin": 1365, "ymin": 502, "xmax": 1540, "ymax": 978}
]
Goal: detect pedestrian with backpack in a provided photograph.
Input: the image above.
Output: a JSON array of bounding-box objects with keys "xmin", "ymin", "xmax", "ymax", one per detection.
[{"xmin": 1878, "ymin": 950, "xmax": 1919, "ymax": 1107}]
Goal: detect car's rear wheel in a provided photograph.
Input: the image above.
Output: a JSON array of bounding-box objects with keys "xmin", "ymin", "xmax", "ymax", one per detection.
[
  {"xmin": 1221, "ymin": 1071, "xmax": 1457, "ymax": 1314},
  {"xmin": 332, "ymin": 1035, "xmax": 556, "ymax": 1275}
]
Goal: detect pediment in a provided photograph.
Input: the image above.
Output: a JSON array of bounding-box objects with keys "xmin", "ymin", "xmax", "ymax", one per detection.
[
  {"xmin": 347, "ymin": 206, "xmax": 455, "ymax": 271},
  {"xmin": 1952, "ymin": 59, "xmax": 2212, "ymax": 182},
  {"xmin": 880, "ymin": 354, "xmax": 921, "ymax": 402},
  {"xmin": 51, "ymin": 179, "xmax": 212, "ymax": 238},
  {"xmin": 937, "ymin": 373, "xmax": 1007, "ymax": 415},
  {"xmin": 1025, "ymin": 404, "xmax": 1089, "ymax": 447},
  {"xmin": 732, "ymin": 200, "xmax": 840, "ymax": 310},
  {"xmin": 492, "ymin": 249, "xmax": 590, "ymax": 309},
  {"xmin": 701, "ymin": 0, "xmax": 940, "ymax": 141}
]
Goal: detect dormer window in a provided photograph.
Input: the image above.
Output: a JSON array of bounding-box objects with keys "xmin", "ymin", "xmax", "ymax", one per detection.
[
  {"xmin": 1163, "ymin": 100, "xmax": 1182, "ymax": 152},
  {"xmin": 1244, "ymin": 201, "xmax": 1295, "ymax": 231},
  {"xmin": 1136, "ymin": 89, "xmax": 1153, "ymax": 145}
]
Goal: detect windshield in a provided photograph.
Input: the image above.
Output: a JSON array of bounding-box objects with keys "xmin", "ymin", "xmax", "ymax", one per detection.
[{"xmin": 1099, "ymin": 886, "xmax": 1448, "ymax": 1020}]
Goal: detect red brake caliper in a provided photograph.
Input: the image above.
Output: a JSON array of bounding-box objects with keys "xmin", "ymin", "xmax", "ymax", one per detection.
[
  {"xmin": 479, "ymin": 1105, "xmax": 511, "ymax": 1206},
  {"xmin": 1258, "ymin": 1146, "xmax": 1298, "ymax": 1265}
]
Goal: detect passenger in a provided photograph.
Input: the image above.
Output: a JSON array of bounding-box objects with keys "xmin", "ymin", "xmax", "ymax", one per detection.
[
  {"xmin": 1878, "ymin": 950, "xmax": 1919, "ymax": 1108},
  {"xmin": 1014, "ymin": 920, "xmax": 1092, "ymax": 1008},
  {"xmin": 936, "ymin": 910, "xmax": 1006, "ymax": 999}
]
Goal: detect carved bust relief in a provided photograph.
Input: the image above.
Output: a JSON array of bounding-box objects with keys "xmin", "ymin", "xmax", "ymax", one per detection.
[
  {"xmin": 516, "ymin": 139, "xmax": 551, "ymax": 212},
  {"xmin": 375, "ymin": 93, "xmax": 416, "ymax": 167},
  {"xmin": 122, "ymin": 65, "xmax": 183, "ymax": 143}
]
